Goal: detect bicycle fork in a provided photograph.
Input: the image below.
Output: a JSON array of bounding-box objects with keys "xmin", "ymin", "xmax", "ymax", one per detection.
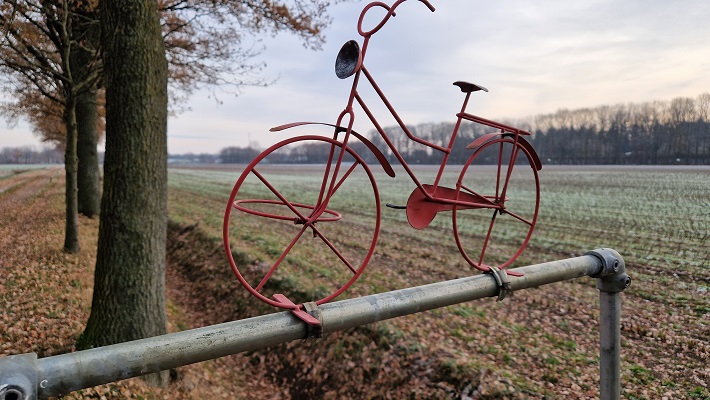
[{"xmin": 300, "ymin": 110, "xmax": 358, "ymax": 233}]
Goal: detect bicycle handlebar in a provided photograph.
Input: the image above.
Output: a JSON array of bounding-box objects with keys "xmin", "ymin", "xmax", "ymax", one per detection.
[{"xmin": 357, "ymin": 0, "xmax": 435, "ymax": 38}]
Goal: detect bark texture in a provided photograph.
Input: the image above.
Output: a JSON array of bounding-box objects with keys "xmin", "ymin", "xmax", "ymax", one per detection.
[
  {"xmin": 72, "ymin": 8, "xmax": 102, "ymax": 219},
  {"xmin": 76, "ymin": 87, "xmax": 101, "ymax": 218},
  {"xmin": 79, "ymin": 2, "xmax": 169, "ymax": 387},
  {"xmin": 62, "ymin": 92, "xmax": 80, "ymax": 254}
]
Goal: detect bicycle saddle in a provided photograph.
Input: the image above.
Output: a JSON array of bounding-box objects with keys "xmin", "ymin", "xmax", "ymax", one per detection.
[{"xmin": 454, "ymin": 81, "xmax": 488, "ymax": 93}]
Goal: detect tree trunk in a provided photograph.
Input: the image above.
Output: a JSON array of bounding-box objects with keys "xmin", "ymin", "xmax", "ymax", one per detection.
[
  {"xmin": 72, "ymin": 9, "xmax": 102, "ymax": 219},
  {"xmin": 79, "ymin": 0, "xmax": 169, "ymax": 386},
  {"xmin": 76, "ymin": 88, "xmax": 101, "ymax": 218},
  {"xmin": 63, "ymin": 94, "xmax": 80, "ymax": 254}
]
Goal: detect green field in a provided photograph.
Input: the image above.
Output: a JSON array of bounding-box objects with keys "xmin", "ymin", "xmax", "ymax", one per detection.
[
  {"xmin": 168, "ymin": 164, "xmax": 709, "ymax": 399},
  {"xmin": 170, "ymin": 164, "xmax": 709, "ymax": 292},
  {"xmin": 0, "ymin": 164, "xmax": 53, "ymax": 178}
]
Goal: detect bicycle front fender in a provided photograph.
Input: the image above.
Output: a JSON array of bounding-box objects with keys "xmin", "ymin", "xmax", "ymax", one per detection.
[
  {"xmin": 465, "ymin": 133, "xmax": 542, "ymax": 171},
  {"xmin": 270, "ymin": 121, "xmax": 396, "ymax": 177}
]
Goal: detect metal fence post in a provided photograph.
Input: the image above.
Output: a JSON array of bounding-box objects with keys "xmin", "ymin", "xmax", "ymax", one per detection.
[{"xmin": 586, "ymin": 248, "xmax": 631, "ymax": 400}]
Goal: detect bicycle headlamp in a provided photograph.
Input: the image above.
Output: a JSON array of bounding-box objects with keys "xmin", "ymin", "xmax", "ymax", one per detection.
[{"xmin": 335, "ymin": 40, "xmax": 362, "ymax": 79}]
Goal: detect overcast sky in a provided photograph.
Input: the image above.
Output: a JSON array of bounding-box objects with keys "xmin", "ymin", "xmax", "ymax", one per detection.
[{"xmin": 2, "ymin": 0, "xmax": 709, "ymax": 154}]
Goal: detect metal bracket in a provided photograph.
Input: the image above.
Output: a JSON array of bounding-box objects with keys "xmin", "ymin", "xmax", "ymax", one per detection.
[
  {"xmin": 597, "ymin": 272, "xmax": 632, "ymax": 294},
  {"xmin": 303, "ymin": 302, "xmax": 324, "ymax": 339},
  {"xmin": 272, "ymin": 294, "xmax": 323, "ymax": 339},
  {"xmin": 0, "ymin": 353, "xmax": 38, "ymax": 400},
  {"xmin": 585, "ymin": 248, "xmax": 631, "ymax": 293},
  {"xmin": 585, "ymin": 248, "xmax": 621, "ymax": 278},
  {"xmin": 487, "ymin": 266, "xmax": 512, "ymax": 301}
]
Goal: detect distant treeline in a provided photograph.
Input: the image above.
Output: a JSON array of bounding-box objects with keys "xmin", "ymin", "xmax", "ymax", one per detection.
[
  {"xmin": 217, "ymin": 93, "xmax": 710, "ymax": 166},
  {"xmin": 363, "ymin": 93, "xmax": 710, "ymax": 165},
  {"xmin": 529, "ymin": 93, "xmax": 710, "ymax": 164},
  {"xmin": 0, "ymin": 146, "xmax": 63, "ymax": 164}
]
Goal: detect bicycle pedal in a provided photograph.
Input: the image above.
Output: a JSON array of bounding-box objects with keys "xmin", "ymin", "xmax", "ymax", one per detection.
[{"xmin": 386, "ymin": 203, "xmax": 407, "ymax": 210}]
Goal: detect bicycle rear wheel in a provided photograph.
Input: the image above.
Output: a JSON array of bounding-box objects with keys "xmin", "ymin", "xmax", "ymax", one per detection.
[
  {"xmin": 453, "ymin": 137, "xmax": 540, "ymax": 272},
  {"xmin": 223, "ymin": 135, "xmax": 381, "ymax": 308}
]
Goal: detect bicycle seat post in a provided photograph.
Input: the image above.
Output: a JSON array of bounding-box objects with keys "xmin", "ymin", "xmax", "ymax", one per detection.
[
  {"xmin": 454, "ymin": 81, "xmax": 489, "ymax": 113},
  {"xmin": 431, "ymin": 82, "xmax": 489, "ymax": 190},
  {"xmin": 459, "ymin": 91, "xmax": 473, "ymax": 115}
]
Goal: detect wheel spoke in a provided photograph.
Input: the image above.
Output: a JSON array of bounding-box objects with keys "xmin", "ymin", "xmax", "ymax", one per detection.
[
  {"xmin": 502, "ymin": 208, "xmax": 533, "ymax": 226},
  {"xmin": 255, "ymin": 224, "xmax": 309, "ymax": 291},
  {"xmin": 478, "ymin": 209, "xmax": 498, "ymax": 265},
  {"xmin": 312, "ymin": 160, "xmax": 361, "ymax": 219},
  {"xmin": 310, "ymin": 224, "xmax": 358, "ymax": 274},
  {"xmin": 459, "ymin": 184, "xmax": 497, "ymax": 207},
  {"xmin": 251, "ymin": 167, "xmax": 307, "ymax": 222},
  {"xmin": 332, "ymin": 161, "xmax": 360, "ymax": 195}
]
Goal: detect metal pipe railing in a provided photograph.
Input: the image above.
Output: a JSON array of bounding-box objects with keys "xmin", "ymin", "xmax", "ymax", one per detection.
[{"xmin": 0, "ymin": 248, "xmax": 629, "ymax": 400}]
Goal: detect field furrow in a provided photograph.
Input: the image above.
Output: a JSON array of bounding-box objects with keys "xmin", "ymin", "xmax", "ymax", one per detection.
[{"xmin": 165, "ymin": 164, "xmax": 710, "ymax": 399}]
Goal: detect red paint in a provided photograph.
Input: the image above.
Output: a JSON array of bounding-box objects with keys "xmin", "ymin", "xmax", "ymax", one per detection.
[{"xmin": 224, "ymin": 0, "xmax": 542, "ymax": 310}]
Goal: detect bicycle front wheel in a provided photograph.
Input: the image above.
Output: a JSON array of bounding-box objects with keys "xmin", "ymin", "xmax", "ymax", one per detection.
[
  {"xmin": 453, "ymin": 137, "xmax": 540, "ymax": 272},
  {"xmin": 223, "ymin": 135, "xmax": 381, "ymax": 308}
]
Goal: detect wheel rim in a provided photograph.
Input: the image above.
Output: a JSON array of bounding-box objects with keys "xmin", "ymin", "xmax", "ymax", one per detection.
[
  {"xmin": 223, "ymin": 135, "xmax": 381, "ymax": 308},
  {"xmin": 453, "ymin": 138, "xmax": 540, "ymax": 271}
]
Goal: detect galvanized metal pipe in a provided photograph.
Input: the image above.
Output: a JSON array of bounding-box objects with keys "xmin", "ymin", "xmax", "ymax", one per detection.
[
  {"xmin": 591, "ymin": 248, "xmax": 630, "ymax": 400},
  {"xmin": 599, "ymin": 291, "xmax": 622, "ymax": 400},
  {"xmin": 0, "ymin": 249, "xmax": 627, "ymax": 400},
  {"xmin": 318, "ymin": 252, "xmax": 604, "ymax": 333}
]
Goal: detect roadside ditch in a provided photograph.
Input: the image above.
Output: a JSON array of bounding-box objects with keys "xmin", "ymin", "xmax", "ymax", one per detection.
[{"xmin": 166, "ymin": 221, "xmax": 521, "ymax": 399}]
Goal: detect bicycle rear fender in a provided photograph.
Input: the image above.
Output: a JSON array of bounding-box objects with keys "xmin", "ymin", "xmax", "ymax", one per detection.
[
  {"xmin": 466, "ymin": 132, "xmax": 542, "ymax": 171},
  {"xmin": 271, "ymin": 121, "xmax": 396, "ymax": 177}
]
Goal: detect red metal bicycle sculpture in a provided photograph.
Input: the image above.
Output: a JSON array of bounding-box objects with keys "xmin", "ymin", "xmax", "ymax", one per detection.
[{"xmin": 224, "ymin": 0, "xmax": 542, "ymax": 312}]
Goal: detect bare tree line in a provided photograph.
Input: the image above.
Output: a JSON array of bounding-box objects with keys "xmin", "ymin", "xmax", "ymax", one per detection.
[
  {"xmin": 530, "ymin": 93, "xmax": 710, "ymax": 164},
  {"xmin": 221, "ymin": 93, "xmax": 709, "ymax": 165},
  {"xmin": 0, "ymin": 145, "xmax": 63, "ymax": 164},
  {"xmin": 378, "ymin": 92, "xmax": 710, "ymax": 165}
]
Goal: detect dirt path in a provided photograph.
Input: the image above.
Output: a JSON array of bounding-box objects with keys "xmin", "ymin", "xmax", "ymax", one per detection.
[
  {"xmin": 0, "ymin": 169, "xmax": 282, "ymax": 399},
  {"xmin": 0, "ymin": 167, "xmax": 93, "ymax": 358}
]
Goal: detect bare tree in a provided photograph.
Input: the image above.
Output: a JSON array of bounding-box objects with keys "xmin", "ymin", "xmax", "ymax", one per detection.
[
  {"xmin": 159, "ymin": 0, "xmax": 331, "ymax": 105},
  {"xmin": 0, "ymin": 0, "xmax": 102, "ymax": 253},
  {"xmin": 1, "ymin": 0, "xmax": 334, "ymax": 224}
]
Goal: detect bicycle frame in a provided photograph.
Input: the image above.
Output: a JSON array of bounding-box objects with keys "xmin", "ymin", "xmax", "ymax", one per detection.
[
  {"xmin": 273, "ymin": 0, "xmax": 540, "ymax": 227},
  {"xmin": 224, "ymin": 0, "xmax": 544, "ymax": 310}
]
